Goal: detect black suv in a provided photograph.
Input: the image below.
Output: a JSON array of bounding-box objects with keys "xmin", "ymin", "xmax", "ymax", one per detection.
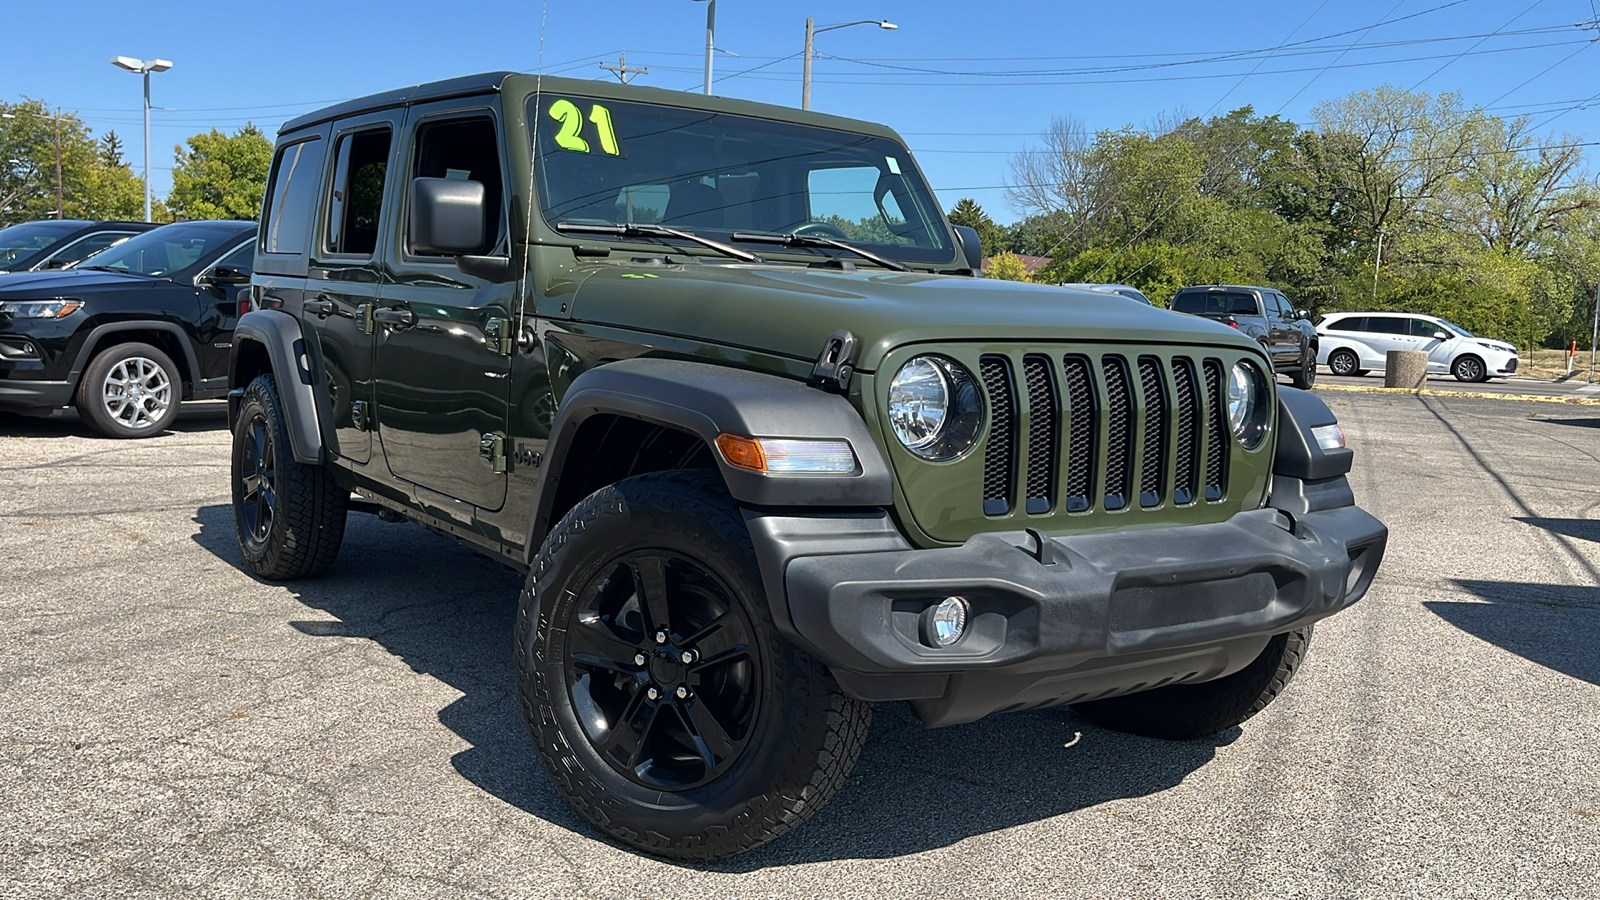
[
  {"xmin": 1170, "ymin": 284, "xmax": 1318, "ymax": 389},
  {"xmin": 0, "ymin": 220, "xmax": 256, "ymax": 437},
  {"xmin": 0, "ymin": 219, "xmax": 157, "ymax": 274}
]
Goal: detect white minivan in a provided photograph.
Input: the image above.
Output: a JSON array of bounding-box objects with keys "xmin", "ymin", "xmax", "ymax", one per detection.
[{"xmin": 1316, "ymin": 312, "xmax": 1518, "ymax": 382}]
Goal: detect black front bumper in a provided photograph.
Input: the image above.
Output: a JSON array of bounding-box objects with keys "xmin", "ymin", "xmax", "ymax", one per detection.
[{"xmin": 747, "ymin": 499, "xmax": 1386, "ymax": 727}]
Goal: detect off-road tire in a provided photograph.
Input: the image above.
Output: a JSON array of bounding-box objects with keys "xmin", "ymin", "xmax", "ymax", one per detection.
[
  {"xmin": 1453, "ymin": 354, "xmax": 1488, "ymax": 383},
  {"xmin": 231, "ymin": 374, "xmax": 347, "ymax": 580},
  {"xmin": 516, "ymin": 470, "xmax": 871, "ymax": 860},
  {"xmin": 1291, "ymin": 347, "xmax": 1317, "ymax": 390},
  {"xmin": 75, "ymin": 341, "xmax": 180, "ymax": 438},
  {"xmin": 1327, "ymin": 349, "xmax": 1361, "ymax": 377},
  {"xmin": 1070, "ymin": 627, "xmax": 1312, "ymax": 739}
]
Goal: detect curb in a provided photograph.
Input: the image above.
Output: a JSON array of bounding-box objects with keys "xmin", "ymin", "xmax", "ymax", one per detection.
[{"xmin": 1312, "ymin": 383, "xmax": 1600, "ymax": 406}]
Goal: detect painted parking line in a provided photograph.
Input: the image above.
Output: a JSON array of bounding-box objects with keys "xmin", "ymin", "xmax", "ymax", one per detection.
[{"xmin": 1312, "ymin": 383, "xmax": 1600, "ymax": 405}]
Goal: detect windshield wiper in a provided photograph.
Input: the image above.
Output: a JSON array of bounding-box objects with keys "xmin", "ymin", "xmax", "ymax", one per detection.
[
  {"xmin": 555, "ymin": 222, "xmax": 762, "ymax": 263},
  {"xmin": 73, "ymin": 265, "xmax": 143, "ymax": 275},
  {"xmin": 730, "ymin": 231, "xmax": 908, "ymax": 272}
]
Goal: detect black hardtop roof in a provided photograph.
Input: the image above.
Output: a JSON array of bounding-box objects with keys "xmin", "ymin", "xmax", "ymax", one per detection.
[
  {"xmin": 279, "ymin": 71, "xmax": 905, "ymax": 142},
  {"xmin": 1175, "ymin": 284, "xmax": 1278, "ymax": 294}
]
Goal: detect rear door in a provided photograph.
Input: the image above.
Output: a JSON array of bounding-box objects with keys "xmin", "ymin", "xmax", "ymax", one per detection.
[
  {"xmin": 307, "ymin": 111, "xmax": 402, "ymax": 465},
  {"xmin": 372, "ymin": 100, "xmax": 517, "ymax": 511},
  {"xmin": 1362, "ymin": 315, "xmax": 1423, "ymax": 361}
]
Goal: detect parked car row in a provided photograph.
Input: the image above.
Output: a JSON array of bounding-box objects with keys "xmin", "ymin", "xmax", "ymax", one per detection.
[
  {"xmin": 1059, "ymin": 280, "xmax": 1519, "ymax": 384},
  {"xmin": 0, "ymin": 218, "xmax": 256, "ymax": 436}
]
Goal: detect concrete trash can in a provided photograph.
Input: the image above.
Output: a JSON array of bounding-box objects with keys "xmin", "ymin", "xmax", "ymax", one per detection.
[{"xmin": 1385, "ymin": 349, "xmax": 1428, "ymax": 389}]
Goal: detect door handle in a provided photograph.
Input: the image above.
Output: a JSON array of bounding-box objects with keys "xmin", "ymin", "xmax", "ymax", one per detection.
[
  {"xmin": 372, "ymin": 307, "xmax": 416, "ymax": 328},
  {"xmin": 303, "ymin": 297, "xmax": 335, "ymax": 318}
]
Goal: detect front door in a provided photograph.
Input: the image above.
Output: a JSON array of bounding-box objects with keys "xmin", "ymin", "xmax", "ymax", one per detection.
[
  {"xmin": 373, "ymin": 102, "xmax": 516, "ymax": 511},
  {"xmin": 194, "ymin": 238, "xmax": 256, "ymax": 381},
  {"xmin": 306, "ymin": 111, "xmax": 402, "ymax": 465},
  {"xmin": 1413, "ymin": 318, "xmax": 1456, "ymax": 372}
]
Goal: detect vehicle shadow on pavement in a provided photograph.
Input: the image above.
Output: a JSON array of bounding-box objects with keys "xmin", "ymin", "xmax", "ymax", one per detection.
[
  {"xmin": 1537, "ymin": 417, "xmax": 1600, "ymax": 429},
  {"xmin": 191, "ymin": 503, "xmax": 1232, "ymax": 866},
  {"xmin": 1513, "ymin": 517, "xmax": 1600, "ymax": 544},
  {"xmin": 0, "ymin": 403, "xmax": 228, "ymax": 438},
  {"xmin": 1427, "ymin": 579, "xmax": 1600, "ymax": 688}
]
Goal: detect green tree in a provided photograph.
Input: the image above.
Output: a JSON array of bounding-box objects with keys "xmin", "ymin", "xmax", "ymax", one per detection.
[
  {"xmin": 947, "ymin": 198, "xmax": 1006, "ymax": 255},
  {"xmin": 0, "ymin": 99, "xmax": 148, "ymax": 225},
  {"xmin": 168, "ymin": 124, "xmax": 273, "ymax": 221},
  {"xmin": 985, "ymin": 251, "xmax": 1033, "ymax": 282}
]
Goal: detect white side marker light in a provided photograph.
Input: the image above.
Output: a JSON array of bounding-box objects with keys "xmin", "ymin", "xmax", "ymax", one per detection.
[{"xmin": 1310, "ymin": 424, "xmax": 1346, "ymax": 451}]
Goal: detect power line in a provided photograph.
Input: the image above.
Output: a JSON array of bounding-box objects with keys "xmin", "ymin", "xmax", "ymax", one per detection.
[{"xmin": 1410, "ymin": 0, "xmax": 1550, "ymax": 90}]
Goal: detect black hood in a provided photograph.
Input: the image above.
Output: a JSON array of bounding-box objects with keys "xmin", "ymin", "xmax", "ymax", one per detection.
[{"xmin": 0, "ymin": 269, "xmax": 163, "ymax": 297}]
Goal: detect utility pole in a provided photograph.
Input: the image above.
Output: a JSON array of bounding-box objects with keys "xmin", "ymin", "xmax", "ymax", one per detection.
[
  {"xmin": 599, "ymin": 54, "xmax": 648, "ymax": 84},
  {"xmin": 53, "ymin": 110, "xmax": 62, "ymax": 220},
  {"xmin": 803, "ymin": 18, "xmax": 815, "ymax": 111},
  {"xmin": 1590, "ymin": 277, "xmax": 1599, "ymax": 382},
  {"xmin": 1372, "ymin": 228, "xmax": 1386, "ymax": 300}
]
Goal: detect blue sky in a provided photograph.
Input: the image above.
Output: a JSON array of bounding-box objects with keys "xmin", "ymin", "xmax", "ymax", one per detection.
[{"xmin": 5, "ymin": 0, "xmax": 1599, "ymax": 223}]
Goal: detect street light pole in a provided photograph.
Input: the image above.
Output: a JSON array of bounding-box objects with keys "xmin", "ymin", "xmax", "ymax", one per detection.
[
  {"xmin": 703, "ymin": 0, "xmax": 716, "ymax": 94},
  {"xmin": 111, "ymin": 56, "xmax": 172, "ymax": 223},
  {"xmin": 53, "ymin": 110, "xmax": 62, "ymax": 219},
  {"xmin": 801, "ymin": 18, "xmax": 897, "ymax": 110}
]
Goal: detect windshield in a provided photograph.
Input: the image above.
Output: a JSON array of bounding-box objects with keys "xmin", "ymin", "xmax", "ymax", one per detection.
[
  {"xmin": 1438, "ymin": 318, "xmax": 1474, "ymax": 338},
  {"xmin": 81, "ymin": 222, "xmax": 248, "ymax": 277},
  {"xmin": 0, "ymin": 221, "xmax": 80, "ymax": 270},
  {"xmin": 530, "ymin": 94, "xmax": 954, "ymax": 264}
]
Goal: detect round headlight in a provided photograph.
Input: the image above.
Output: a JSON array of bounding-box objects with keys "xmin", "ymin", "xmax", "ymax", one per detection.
[
  {"xmin": 887, "ymin": 355, "xmax": 983, "ymax": 461},
  {"xmin": 1226, "ymin": 361, "xmax": 1270, "ymax": 450}
]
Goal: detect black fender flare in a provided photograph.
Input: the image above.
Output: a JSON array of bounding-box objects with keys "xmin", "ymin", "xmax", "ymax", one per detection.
[
  {"xmin": 69, "ymin": 320, "xmax": 202, "ymax": 391},
  {"xmin": 1270, "ymin": 386, "xmax": 1355, "ymax": 515},
  {"xmin": 228, "ymin": 309, "xmax": 324, "ymax": 465},
  {"xmin": 528, "ymin": 357, "xmax": 893, "ymax": 547}
]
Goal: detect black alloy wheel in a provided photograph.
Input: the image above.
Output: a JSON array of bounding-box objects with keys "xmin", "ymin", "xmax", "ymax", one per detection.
[
  {"xmin": 238, "ymin": 414, "xmax": 276, "ymax": 544},
  {"xmin": 230, "ymin": 374, "xmax": 348, "ymax": 581},
  {"xmin": 565, "ymin": 550, "xmax": 760, "ymax": 790},
  {"xmin": 1291, "ymin": 346, "xmax": 1318, "ymax": 390},
  {"xmin": 518, "ymin": 470, "xmax": 872, "ymax": 860}
]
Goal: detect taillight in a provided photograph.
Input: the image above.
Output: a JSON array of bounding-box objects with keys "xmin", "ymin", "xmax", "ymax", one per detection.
[
  {"xmin": 1228, "ymin": 321, "xmax": 1239, "ymax": 329},
  {"xmin": 239, "ymin": 298, "xmax": 253, "ymax": 315}
]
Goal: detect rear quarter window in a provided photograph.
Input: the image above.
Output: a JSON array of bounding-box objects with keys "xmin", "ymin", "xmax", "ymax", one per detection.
[{"xmin": 261, "ymin": 137, "xmax": 327, "ymax": 256}]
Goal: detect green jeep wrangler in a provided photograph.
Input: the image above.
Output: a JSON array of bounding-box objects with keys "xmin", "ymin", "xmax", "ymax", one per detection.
[{"xmin": 228, "ymin": 72, "xmax": 1387, "ymax": 860}]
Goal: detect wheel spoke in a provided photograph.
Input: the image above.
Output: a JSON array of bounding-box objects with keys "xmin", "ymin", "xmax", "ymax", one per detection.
[
  {"xmin": 690, "ymin": 645, "xmax": 752, "ymax": 673},
  {"xmin": 630, "ymin": 556, "xmax": 673, "ymax": 637},
  {"xmin": 676, "ymin": 696, "xmax": 735, "ymax": 767},
  {"xmin": 569, "ymin": 618, "xmax": 646, "ymax": 673},
  {"xmin": 598, "ymin": 685, "xmax": 660, "ymax": 768}
]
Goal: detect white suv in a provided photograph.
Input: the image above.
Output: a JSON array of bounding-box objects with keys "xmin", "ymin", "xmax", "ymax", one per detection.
[{"xmin": 1316, "ymin": 312, "xmax": 1518, "ymax": 383}]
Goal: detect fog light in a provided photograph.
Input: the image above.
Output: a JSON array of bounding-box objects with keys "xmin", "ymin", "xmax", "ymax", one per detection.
[{"xmin": 925, "ymin": 596, "xmax": 969, "ymax": 647}]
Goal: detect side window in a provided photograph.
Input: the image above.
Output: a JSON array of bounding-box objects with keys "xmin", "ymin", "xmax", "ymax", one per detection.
[
  {"xmin": 1367, "ymin": 317, "xmax": 1407, "ymax": 335},
  {"xmin": 214, "ymin": 241, "xmax": 255, "ymax": 273},
  {"xmin": 1228, "ymin": 293, "xmax": 1260, "ymax": 316},
  {"xmin": 262, "ymin": 138, "xmax": 327, "ymax": 255},
  {"xmin": 1273, "ymin": 293, "xmax": 1294, "ymax": 317},
  {"xmin": 1410, "ymin": 318, "xmax": 1441, "ymax": 338},
  {"xmin": 326, "ymin": 127, "xmax": 392, "ymax": 256},
  {"xmin": 409, "ymin": 116, "xmax": 504, "ymax": 256},
  {"xmin": 1327, "ymin": 316, "xmax": 1366, "ymax": 333},
  {"xmin": 52, "ymin": 232, "xmax": 132, "ymax": 267}
]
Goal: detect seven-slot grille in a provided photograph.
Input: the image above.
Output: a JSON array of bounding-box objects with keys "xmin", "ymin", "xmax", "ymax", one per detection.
[{"xmin": 978, "ymin": 352, "xmax": 1231, "ymax": 516}]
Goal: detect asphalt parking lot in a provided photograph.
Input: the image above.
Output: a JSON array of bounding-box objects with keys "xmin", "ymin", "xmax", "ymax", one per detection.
[{"xmin": 2, "ymin": 392, "xmax": 1597, "ymax": 899}]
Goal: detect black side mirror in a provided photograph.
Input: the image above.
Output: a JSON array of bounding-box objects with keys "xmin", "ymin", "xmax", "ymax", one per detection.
[
  {"xmin": 951, "ymin": 225, "xmax": 983, "ymax": 271},
  {"xmin": 1295, "ymin": 308, "xmax": 1310, "ymax": 320},
  {"xmin": 410, "ymin": 177, "xmax": 486, "ymax": 255},
  {"xmin": 44, "ymin": 258, "xmax": 72, "ymax": 270},
  {"xmin": 205, "ymin": 265, "xmax": 251, "ymax": 285}
]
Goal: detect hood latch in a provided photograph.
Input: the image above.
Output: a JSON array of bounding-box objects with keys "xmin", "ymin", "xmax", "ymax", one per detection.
[{"xmin": 809, "ymin": 328, "xmax": 859, "ymax": 394}]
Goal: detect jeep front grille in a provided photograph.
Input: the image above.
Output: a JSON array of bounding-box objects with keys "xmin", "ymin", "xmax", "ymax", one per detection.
[{"xmin": 978, "ymin": 351, "xmax": 1234, "ymax": 516}]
